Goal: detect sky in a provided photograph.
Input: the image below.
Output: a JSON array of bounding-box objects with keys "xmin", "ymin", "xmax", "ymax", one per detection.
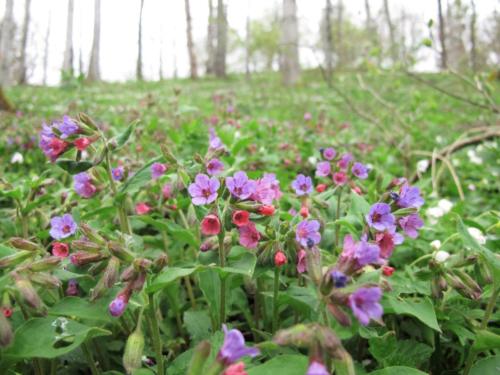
[{"xmin": 1, "ymin": 0, "xmax": 498, "ymax": 85}]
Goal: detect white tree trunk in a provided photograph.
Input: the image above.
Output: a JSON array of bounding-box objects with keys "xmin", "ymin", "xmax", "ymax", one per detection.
[
  {"xmin": 437, "ymin": 0, "xmax": 447, "ymax": 69},
  {"xmin": 88, "ymin": 0, "xmax": 101, "ymax": 81},
  {"xmin": 136, "ymin": 0, "xmax": 144, "ymax": 80},
  {"xmin": 323, "ymin": 0, "xmax": 333, "ymax": 84},
  {"xmin": 0, "ymin": 0, "xmax": 15, "ymax": 86},
  {"xmin": 63, "ymin": 0, "xmax": 74, "ymax": 74},
  {"xmin": 42, "ymin": 12, "xmax": 51, "ymax": 85},
  {"xmin": 185, "ymin": 0, "xmax": 198, "ymax": 79},
  {"xmin": 281, "ymin": 0, "xmax": 300, "ymax": 86},
  {"xmin": 205, "ymin": 0, "xmax": 216, "ymax": 74},
  {"xmin": 18, "ymin": 0, "xmax": 32, "ymax": 84},
  {"xmin": 214, "ymin": 0, "xmax": 227, "ymax": 78}
]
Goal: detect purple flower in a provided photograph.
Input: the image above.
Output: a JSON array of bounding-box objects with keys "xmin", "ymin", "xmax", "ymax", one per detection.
[
  {"xmin": 112, "ymin": 167, "xmax": 124, "ymax": 181},
  {"xmin": 292, "ymin": 174, "xmax": 313, "ymax": 196},
  {"xmin": 352, "ymin": 162, "xmax": 369, "ymax": 179},
  {"xmin": 297, "ymin": 249, "xmax": 307, "ymax": 273},
  {"xmin": 226, "ymin": 171, "xmax": 256, "ymax": 200},
  {"xmin": 49, "ymin": 214, "xmax": 77, "ymax": 240},
  {"xmin": 354, "ymin": 238, "xmax": 380, "ymax": 266},
  {"xmin": 323, "ymin": 147, "xmax": 336, "ymax": 160},
  {"xmin": 109, "ymin": 295, "xmax": 128, "ymax": 317},
  {"xmin": 337, "ymin": 153, "xmax": 353, "ymax": 170},
  {"xmin": 315, "ymin": 161, "xmax": 331, "ymax": 177},
  {"xmin": 331, "ymin": 270, "xmax": 348, "ymax": 288},
  {"xmin": 57, "ymin": 116, "xmax": 79, "ymax": 139},
  {"xmin": 296, "ymin": 220, "xmax": 321, "ymax": 248},
  {"xmin": 206, "ymin": 158, "xmax": 224, "ymax": 175},
  {"xmin": 217, "ymin": 325, "xmax": 260, "ymax": 365},
  {"xmin": 399, "ymin": 213, "xmax": 424, "ymax": 239},
  {"xmin": 151, "ymin": 162, "xmax": 167, "ymax": 179},
  {"xmin": 366, "ymin": 203, "xmax": 395, "ymax": 231},
  {"xmin": 188, "ymin": 174, "xmax": 220, "ymax": 205},
  {"xmin": 376, "ymin": 227, "xmax": 404, "ymax": 259},
  {"xmin": 251, "ymin": 173, "xmax": 282, "ymax": 204},
  {"xmin": 348, "ymin": 287, "xmax": 383, "ymax": 326},
  {"xmin": 307, "ymin": 361, "xmax": 329, "ymax": 375},
  {"xmin": 38, "ymin": 123, "xmax": 69, "ymax": 162},
  {"xmin": 74, "ymin": 172, "xmax": 96, "ymax": 198},
  {"xmin": 209, "ymin": 128, "xmax": 224, "ymax": 151},
  {"xmin": 397, "ymin": 184, "xmax": 424, "ymax": 208}
]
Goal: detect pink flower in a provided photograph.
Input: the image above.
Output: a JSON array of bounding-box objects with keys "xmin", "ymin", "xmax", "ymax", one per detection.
[
  {"xmin": 232, "ymin": 210, "xmax": 250, "ymax": 227},
  {"xmin": 258, "ymin": 205, "xmax": 275, "ymax": 216},
  {"xmin": 135, "ymin": 203, "xmax": 151, "ymax": 215},
  {"xmin": 333, "ymin": 172, "xmax": 347, "ymax": 186},
  {"xmin": 323, "ymin": 147, "xmax": 336, "ymax": 160},
  {"xmin": 201, "ymin": 214, "xmax": 221, "ymax": 236},
  {"xmin": 375, "ymin": 228, "xmax": 404, "ymax": 258},
  {"xmin": 151, "ymin": 163, "xmax": 167, "ymax": 179},
  {"xmin": 162, "ymin": 183, "xmax": 173, "ymax": 199},
  {"xmin": 74, "ymin": 137, "xmax": 92, "ymax": 151},
  {"xmin": 52, "ymin": 242, "xmax": 69, "ymax": 258},
  {"xmin": 274, "ymin": 251, "xmax": 287, "ymax": 267},
  {"xmin": 297, "ymin": 249, "xmax": 307, "ymax": 273},
  {"xmin": 224, "ymin": 362, "xmax": 247, "ymax": 375},
  {"xmin": 206, "ymin": 158, "xmax": 224, "ymax": 175},
  {"xmin": 238, "ymin": 222, "xmax": 261, "ymax": 249}
]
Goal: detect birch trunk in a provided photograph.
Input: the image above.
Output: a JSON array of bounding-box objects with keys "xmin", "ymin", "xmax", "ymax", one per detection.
[
  {"xmin": 18, "ymin": 0, "xmax": 32, "ymax": 84},
  {"xmin": 185, "ymin": 0, "xmax": 198, "ymax": 79},
  {"xmin": 63, "ymin": 0, "xmax": 74, "ymax": 74},
  {"xmin": 281, "ymin": 0, "xmax": 300, "ymax": 86},
  {"xmin": 205, "ymin": 0, "xmax": 216, "ymax": 74},
  {"xmin": 437, "ymin": 0, "xmax": 448, "ymax": 69},
  {"xmin": 0, "ymin": 0, "xmax": 15, "ymax": 86},
  {"xmin": 214, "ymin": 0, "xmax": 227, "ymax": 78},
  {"xmin": 42, "ymin": 12, "xmax": 51, "ymax": 85},
  {"xmin": 88, "ymin": 0, "xmax": 101, "ymax": 82},
  {"xmin": 136, "ymin": 0, "xmax": 144, "ymax": 80}
]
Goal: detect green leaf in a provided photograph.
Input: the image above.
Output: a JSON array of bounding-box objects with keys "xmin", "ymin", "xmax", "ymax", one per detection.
[
  {"xmin": 165, "ymin": 222, "xmax": 198, "ymax": 248},
  {"xmin": 247, "ymin": 355, "xmax": 308, "ymax": 375},
  {"xmin": 370, "ymin": 367, "xmax": 428, "ymax": 375},
  {"xmin": 118, "ymin": 156, "xmax": 163, "ymax": 196},
  {"xmin": 3, "ymin": 317, "xmax": 110, "ymax": 359},
  {"xmin": 198, "ymin": 269, "xmax": 221, "ymax": 324},
  {"xmin": 469, "ymin": 355, "xmax": 500, "ymax": 375},
  {"xmin": 278, "ymin": 285, "xmax": 317, "ymax": 317},
  {"xmin": 215, "ymin": 247, "xmax": 257, "ymax": 279},
  {"xmin": 369, "ymin": 333, "xmax": 433, "ymax": 368},
  {"xmin": 384, "ymin": 295, "xmax": 441, "ymax": 332},
  {"xmin": 114, "ymin": 121, "xmax": 137, "ymax": 149},
  {"xmin": 49, "ymin": 297, "xmax": 112, "ymax": 323},
  {"xmin": 56, "ymin": 159, "xmax": 94, "ymax": 175},
  {"xmin": 183, "ymin": 310, "xmax": 212, "ymax": 343},
  {"xmin": 472, "ymin": 330, "xmax": 500, "ymax": 351},
  {"xmin": 147, "ymin": 267, "xmax": 199, "ymax": 293}
]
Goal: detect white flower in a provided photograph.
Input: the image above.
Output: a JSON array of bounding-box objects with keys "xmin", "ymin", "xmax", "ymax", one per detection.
[
  {"xmin": 430, "ymin": 240, "xmax": 441, "ymax": 250},
  {"xmin": 436, "ymin": 136, "xmax": 444, "ymax": 144},
  {"xmin": 417, "ymin": 159, "xmax": 429, "ymax": 173},
  {"xmin": 467, "ymin": 149, "xmax": 483, "ymax": 165},
  {"xmin": 234, "ymin": 130, "xmax": 241, "ymax": 139},
  {"xmin": 307, "ymin": 156, "xmax": 317, "ymax": 166},
  {"xmin": 468, "ymin": 227, "xmax": 486, "ymax": 245},
  {"xmin": 468, "ymin": 184, "xmax": 476, "ymax": 191},
  {"xmin": 438, "ymin": 199, "xmax": 453, "ymax": 214},
  {"xmin": 434, "ymin": 250, "xmax": 450, "ymax": 263},
  {"xmin": 426, "ymin": 207, "xmax": 444, "ymax": 225},
  {"xmin": 10, "ymin": 152, "xmax": 23, "ymax": 164}
]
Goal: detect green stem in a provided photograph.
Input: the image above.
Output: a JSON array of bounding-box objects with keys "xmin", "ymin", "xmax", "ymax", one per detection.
[
  {"xmin": 219, "ymin": 233, "xmax": 226, "ymax": 326},
  {"xmin": 409, "ymin": 253, "xmax": 434, "ymax": 267},
  {"xmin": 463, "ymin": 287, "xmax": 499, "ymax": 375},
  {"xmin": 82, "ymin": 341, "xmax": 100, "ymax": 375},
  {"xmin": 334, "ymin": 187, "xmax": 343, "ymax": 249},
  {"xmin": 184, "ymin": 276, "xmax": 197, "ymax": 309},
  {"xmin": 272, "ymin": 266, "xmax": 280, "ymax": 333},
  {"xmin": 147, "ymin": 294, "xmax": 165, "ymax": 375},
  {"xmin": 105, "ymin": 150, "xmax": 131, "ymax": 234}
]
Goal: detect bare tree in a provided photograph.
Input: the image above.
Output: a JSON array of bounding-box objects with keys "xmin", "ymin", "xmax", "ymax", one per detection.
[
  {"xmin": 18, "ymin": 0, "xmax": 32, "ymax": 84},
  {"xmin": 383, "ymin": 0, "xmax": 398, "ymax": 63},
  {"xmin": 281, "ymin": 0, "xmax": 300, "ymax": 86},
  {"xmin": 206, "ymin": 0, "xmax": 216, "ymax": 74},
  {"xmin": 214, "ymin": 0, "xmax": 227, "ymax": 78},
  {"xmin": 469, "ymin": 0, "xmax": 477, "ymax": 72},
  {"xmin": 42, "ymin": 11, "xmax": 51, "ymax": 85},
  {"xmin": 137, "ymin": 0, "xmax": 144, "ymax": 80},
  {"xmin": 0, "ymin": 0, "xmax": 15, "ymax": 87},
  {"xmin": 335, "ymin": 0, "xmax": 343, "ymax": 68},
  {"xmin": 322, "ymin": 0, "xmax": 333, "ymax": 84},
  {"xmin": 88, "ymin": 0, "xmax": 101, "ymax": 82},
  {"xmin": 185, "ymin": 0, "xmax": 198, "ymax": 79},
  {"xmin": 63, "ymin": 0, "xmax": 74, "ymax": 75},
  {"xmin": 437, "ymin": 0, "xmax": 448, "ymax": 69}
]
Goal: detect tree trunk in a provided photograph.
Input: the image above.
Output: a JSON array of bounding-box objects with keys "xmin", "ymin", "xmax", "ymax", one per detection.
[
  {"xmin": 205, "ymin": 0, "xmax": 216, "ymax": 74},
  {"xmin": 281, "ymin": 0, "xmax": 300, "ymax": 86},
  {"xmin": 185, "ymin": 0, "xmax": 198, "ymax": 79},
  {"xmin": 18, "ymin": 0, "xmax": 32, "ymax": 84},
  {"xmin": 469, "ymin": 0, "xmax": 477, "ymax": 72},
  {"xmin": 336, "ymin": 0, "xmax": 343, "ymax": 68},
  {"xmin": 323, "ymin": 0, "xmax": 333, "ymax": 84},
  {"xmin": 136, "ymin": 0, "xmax": 144, "ymax": 80},
  {"xmin": 88, "ymin": 0, "xmax": 101, "ymax": 82},
  {"xmin": 245, "ymin": 11, "xmax": 251, "ymax": 80},
  {"xmin": 437, "ymin": 0, "xmax": 447, "ymax": 69},
  {"xmin": 42, "ymin": 12, "xmax": 51, "ymax": 85},
  {"xmin": 63, "ymin": 0, "xmax": 74, "ymax": 74},
  {"xmin": 383, "ymin": 0, "xmax": 398, "ymax": 63},
  {"xmin": 0, "ymin": 0, "xmax": 15, "ymax": 87},
  {"xmin": 364, "ymin": 0, "xmax": 372, "ymax": 31},
  {"xmin": 214, "ymin": 0, "xmax": 227, "ymax": 78}
]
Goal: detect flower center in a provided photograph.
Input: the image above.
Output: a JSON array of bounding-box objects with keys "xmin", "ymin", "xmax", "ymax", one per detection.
[
  {"xmin": 62, "ymin": 225, "xmax": 71, "ymax": 234},
  {"xmin": 202, "ymin": 188, "xmax": 211, "ymax": 198},
  {"xmin": 372, "ymin": 213, "xmax": 381, "ymax": 222}
]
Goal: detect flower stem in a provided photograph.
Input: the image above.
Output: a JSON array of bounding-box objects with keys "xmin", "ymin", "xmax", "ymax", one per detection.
[
  {"xmin": 334, "ymin": 187, "xmax": 343, "ymax": 249},
  {"xmin": 463, "ymin": 287, "xmax": 499, "ymax": 375},
  {"xmin": 82, "ymin": 341, "xmax": 100, "ymax": 375},
  {"xmin": 147, "ymin": 294, "xmax": 165, "ymax": 375},
  {"xmin": 218, "ymin": 232, "xmax": 226, "ymax": 326},
  {"xmin": 105, "ymin": 150, "xmax": 131, "ymax": 234},
  {"xmin": 272, "ymin": 266, "xmax": 280, "ymax": 333}
]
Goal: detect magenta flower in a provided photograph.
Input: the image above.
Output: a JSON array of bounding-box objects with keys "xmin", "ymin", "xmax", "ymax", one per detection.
[
  {"xmin": 375, "ymin": 228, "xmax": 404, "ymax": 258},
  {"xmin": 50, "ymin": 214, "xmax": 77, "ymax": 240},
  {"xmin": 337, "ymin": 153, "xmax": 353, "ymax": 170},
  {"xmin": 188, "ymin": 174, "xmax": 220, "ymax": 205},
  {"xmin": 366, "ymin": 203, "xmax": 395, "ymax": 231},
  {"xmin": 57, "ymin": 116, "xmax": 79, "ymax": 139},
  {"xmin": 397, "ymin": 184, "xmax": 424, "ymax": 208},
  {"xmin": 352, "ymin": 162, "xmax": 369, "ymax": 179},
  {"xmin": 112, "ymin": 167, "xmax": 124, "ymax": 181},
  {"xmin": 297, "ymin": 249, "xmax": 307, "ymax": 273},
  {"xmin": 206, "ymin": 158, "xmax": 224, "ymax": 175},
  {"xmin": 333, "ymin": 172, "xmax": 348, "ymax": 186},
  {"xmin": 251, "ymin": 173, "xmax": 282, "ymax": 204},
  {"xmin": 109, "ymin": 294, "xmax": 128, "ymax": 317},
  {"xmin": 399, "ymin": 213, "xmax": 424, "ymax": 239},
  {"xmin": 307, "ymin": 361, "xmax": 329, "ymax": 375},
  {"xmin": 39, "ymin": 124, "xmax": 69, "ymax": 162},
  {"xmin": 315, "ymin": 161, "xmax": 331, "ymax": 177},
  {"xmin": 209, "ymin": 128, "xmax": 224, "ymax": 150},
  {"xmin": 217, "ymin": 325, "xmax": 260, "ymax": 365},
  {"xmin": 292, "ymin": 174, "xmax": 313, "ymax": 196},
  {"xmin": 348, "ymin": 287, "xmax": 383, "ymax": 326},
  {"xmin": 226, "ymin": 171, "xmax": 256, "ymax": 200},
  {"xmin": 239, "ymin": 222, "xmax": 261, "ymax": 249},
  {"xmin": 323, "ymin": 147, "xmax": 336, "ymax": 160},
  {"xmin": 162, "ymin": 183, "xmax": 173, "ymax": 199},
  {"xmin": 151, "ymin": 162, "xmax": 167, "ymax": 179},
  {"xmin": 296, "ymin": 220, "xmax": 321, "ymax": 248},
  {"xmin": 74, "ymin": 172, "xmax": 96, "ymax": 198}
]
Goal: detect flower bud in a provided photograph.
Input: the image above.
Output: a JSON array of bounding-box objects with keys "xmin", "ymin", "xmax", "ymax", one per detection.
[
  {"xmin": 66, "ymin": 279, "xmax": 79, "ymax": 296},
  {"xmin": 109, "ymin": 292, "xmax": 130, "ymax": 317},
  {"xmin": 78, "ymin": 112, "xmax": 99, "ymax": 130},
  {"xmin": 160, "ymin": 145, "xmax": 178, "ymax": 165},
  {"xmin": 153, "ymin": 254, "xmax": 168, "ymax": 272},
  {"xmin": 9, "ymin": 238, "xmax": 40, "ymax": 251},
  {"xmin": 430, "ymin": 240, "xmax": 441, "ymax": 250},
  {"xmin": 129, "ymin": 272, "xmax": 146, "ymax": 292},
  {"xmin": 382, "ymin": 266, "xmax": 395, "ymax": 277},
  {"xmin": 201, "ymin": 214, "xmax": 221, "ymax": 236},
  {"xmin": 434, "ymin": 250, "xmax": 450, "ymax": 263},
  {"xmin": 187, "ymin": 340, "xmax": 211, "ymax": 375},
  {"xmin": 108, "ymin": 242, "xmax": 135, "ymax": 262},
  {"xmin": 327, "ymin": 303, "xmax": 351, "ymax": 327},
  {"xmin": 14, "ymin": 276, "xmax": 42, "ymax": 309},
  {"xmin": 121, "ymin": 266, "xmax": 136, "ymax": 282},
  {"xmin": 79, "ymin": 223, "xmax": 106, "ymax": 244},
  {"xmin": 0, "ymin": 251, "xmax": 34, "ymax": 269},
  {"xmin": 455, "ymin": 270, "xmax": 482, "ymax": 299},
  {"xmin": 274, "ymin": 251, "xmax": 287, "ymax": 267},
  {"xmin": 316, "ymin": 184, "xmax": 327, "ymax": 193},
  {"xmin": 70, "ymin": 239, "xmax": 101, "ymax": 253},
  {"xmin": 0, "ymin": 312, "xmax": 13, "ymax": 347},
  {"xmin": 299, "ymin": 205, "xmax": 309, "ymax": 218},
  {"xmin": 30, "ymin": 272, "xmax": 62, "ymax": 288},
  {"xmin": 70, "ymin": 251, "xmax": 105, "ymax": 266},
  {"xmin": 28, "ymin": 256, "xmax": 61, "ymax": 272},
  {"xmin": 259, "ymin": 205, "xmax": 275, "ymax": 216},
  {"xmin": 123, "ymin": 329, "xmax": 145, "ymax": 374}
]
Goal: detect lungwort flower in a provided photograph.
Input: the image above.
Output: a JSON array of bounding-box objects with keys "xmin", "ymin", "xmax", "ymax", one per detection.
[
  {"xmin": 74, "ymin": 172, "xmax": 97, "ymax": 198},
  {"xmin": 226, "ymin": 171, "xmax": 256, "ymax": 200},
  {"xmin": 151, "ymin": 162, "xmax": 167, "ymax": 179},
  {"xmin": 291, "ymin": 174, "xmax": 313, "ymax": 196},
  {"xmin": 397, "ymin": 183, "xmax": 424, "ymax": 208},
  {"xmin": 238, "ymin": 222, "xmax": 261, "ymax": 249},
  {"xmin": 348, "ymin": 287, "xmax": 383, "ymax": 326},
  {"xmin": 399, "ymin": 213, "xmax": 424, "ymax": 239},
  {"xmin": 296, "ymin": 220, "xmax": 321, "ymax": 248},
  {"xmin": 217, "ymin": 325, "xmax": 260, "ymax": 365},
  {"xmin": 49, "ymin": 214, "xmax": 77, "ymax": 240},
  {"xmin": 188, "ymin": 174, "xmax": 220, "ymax": 205},
  {"xmin": 352, "ymin": 162, "xmax": 369, "ymax": 179},
  {"xmin": 366, "ymin": 203, "xmax": 395, "ymax": 231}
]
